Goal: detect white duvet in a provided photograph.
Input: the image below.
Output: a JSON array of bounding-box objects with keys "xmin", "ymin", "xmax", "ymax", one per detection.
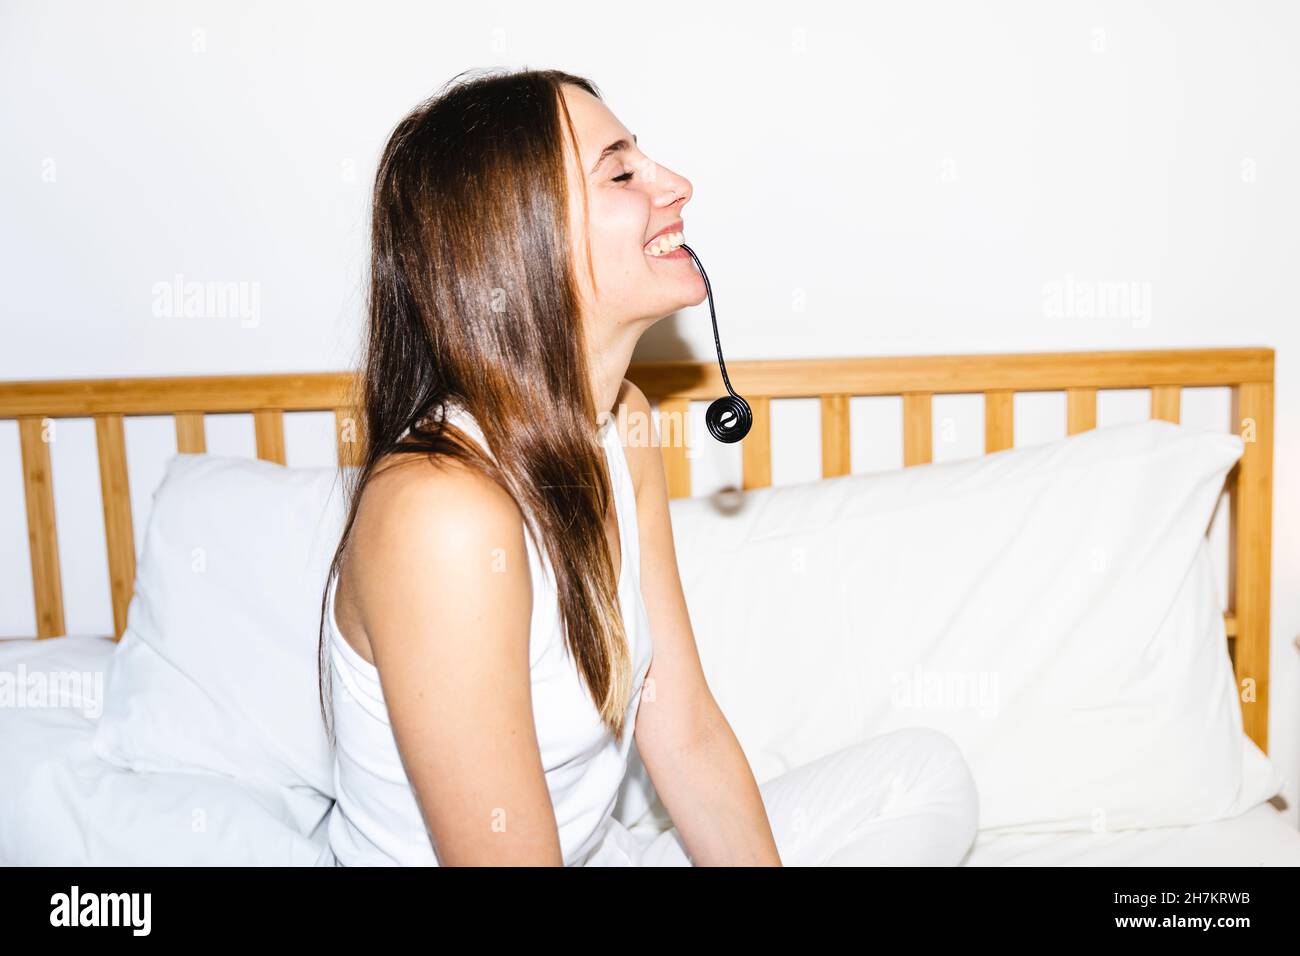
[{"xmin": 0, "ymin": 635, "xmax": 330, "ymax": 866}]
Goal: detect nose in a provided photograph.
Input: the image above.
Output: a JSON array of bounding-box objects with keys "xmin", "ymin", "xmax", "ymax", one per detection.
[{"xmin": 651, "ymin": 162, "xmax": 692, "ymax": 210}]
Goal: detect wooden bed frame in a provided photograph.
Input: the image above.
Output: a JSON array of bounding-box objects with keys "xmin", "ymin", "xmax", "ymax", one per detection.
[{"xmin": 0, "ymin": 346, "xmax": 1275, "ymax": 751}]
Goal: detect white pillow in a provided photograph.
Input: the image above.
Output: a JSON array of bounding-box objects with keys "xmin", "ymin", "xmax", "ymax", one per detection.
[
  {"xmin": 619, "ymin": 419, "xmax": 1282, "ymax": 832},
  {"xmin": 92, "ymin": 454, "xmax": 349, "ymax": 799}
]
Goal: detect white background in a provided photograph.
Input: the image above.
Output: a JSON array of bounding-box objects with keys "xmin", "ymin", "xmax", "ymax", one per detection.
[{"xmin": 2, "ymin": 0, "xmax": 1298, "ymax": 826}]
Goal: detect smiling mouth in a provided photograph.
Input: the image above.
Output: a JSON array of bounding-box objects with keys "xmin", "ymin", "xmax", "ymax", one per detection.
[{"xmin": 644, "ymin": 231, "xmax": 686, "ymax": 257}]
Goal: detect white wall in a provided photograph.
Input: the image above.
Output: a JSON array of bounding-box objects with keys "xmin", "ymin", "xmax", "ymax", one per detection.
[{"xmin": 3, "ymin": 0, "xmax": 1298, "ymax": 825}]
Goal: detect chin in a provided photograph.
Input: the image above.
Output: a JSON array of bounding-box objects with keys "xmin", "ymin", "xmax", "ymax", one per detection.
[
  {"xmin": 664, "ymin": 288, "xmax": 707, "ymax": 314},
  {"xmin": 638, "ymin": 273, "xmax": 707, "ymax": 315},
  {"xmin": 670, "ymin": 272, "xmax": 707, "ymax": 309}
]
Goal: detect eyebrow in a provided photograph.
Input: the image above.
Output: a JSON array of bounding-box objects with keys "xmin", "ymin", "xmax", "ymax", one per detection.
[{"xmin": 590, "ymin": 133, "xmax": 637, "ymax": 174}]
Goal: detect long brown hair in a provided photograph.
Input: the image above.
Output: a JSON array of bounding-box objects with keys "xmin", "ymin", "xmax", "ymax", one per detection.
[{"xmin": 318, "ymin": 68, "xmax": 633, "ymax": 748}]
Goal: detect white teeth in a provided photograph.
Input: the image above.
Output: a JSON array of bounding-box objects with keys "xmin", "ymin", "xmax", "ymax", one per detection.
[{"xmin": 645, "ymin": 231, "xmax": 685, "ymax": 256}]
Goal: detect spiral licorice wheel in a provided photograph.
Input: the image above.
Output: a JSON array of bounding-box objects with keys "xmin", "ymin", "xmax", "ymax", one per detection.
[
  {"xmin": 704, "ymin": 393, "xmax": 753, "ymax": 443},
  {"xmin": 679, "ymin": 243, "xmax": 753, "ymax": 444}
]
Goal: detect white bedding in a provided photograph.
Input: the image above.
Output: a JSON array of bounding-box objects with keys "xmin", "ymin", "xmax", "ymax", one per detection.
[
  {"xmin": 3, "ymin": 634, "xmax": 1295, "ymax": 867},
  {"xmin": 963, "ymin": 802, "xmax": 1300, "ymax": 866},
  {"xmin": 0, "ymin": 635, "xmax": 331, "ymax": 866}
]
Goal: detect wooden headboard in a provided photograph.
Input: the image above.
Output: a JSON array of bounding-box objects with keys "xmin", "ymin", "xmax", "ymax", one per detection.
[{"xmin": 0, "ymin": 346, "xmax": 1275, "ymax": 751}]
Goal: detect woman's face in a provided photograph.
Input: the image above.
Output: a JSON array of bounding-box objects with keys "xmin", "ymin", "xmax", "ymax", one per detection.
[{"xmin": 561, "ymin": 84, "xmax": 706, "ymax": 333}]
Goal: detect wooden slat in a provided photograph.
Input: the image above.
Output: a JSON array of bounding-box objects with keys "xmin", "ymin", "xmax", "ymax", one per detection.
[
  {"xmin": 821, "ymin": 394, "xmax": 851, "ymax": 477},
  {"xmin": 1066, "ymin": 387, "xmax": 1097, "ymax": 434},
  {"xmin": 0, "ymin": 372, "xmax": 355, "ymax": 418},
  {"xmin": 902, "ymin": 392, "xmax": 932, "ymax": 466},
  {"xmin": 625, "ymin": 348, "xmax": 1274, "ymax": 401},
  {"xmin": 18, "ymin": 417, "xmax": 64, "ymax": 639},
  {"xmin": 95, "ymin": 414, "xmax": 135, "ymax": 639},
  {"xmin": 334, "ymin": 407, "xmax": 362, "ymax": 467},
  {"xmin": 253, "ymin": 409, "xmax": 286, "ymax": 465},
  {"xmin": 984, "ymin": 390, "xmax": 1014, "ymax": 452},
  {"xmin": 1229, "ymin": 382, "xmax": 1273, "ymax": 754},
  {"xmin": 174, "ymin": 412, "xmax": 206, "ymax": 453},
  {"xmin": 1151, "ymin": 385, "xmax": 1181, "ymax": 423},
  {"xmin": 741, "ymin": 397, "xmax": 771, "ymax": 490},
  {"xmin": 656, "ymin": 399, "xmax": 691, "ymax": 499}
]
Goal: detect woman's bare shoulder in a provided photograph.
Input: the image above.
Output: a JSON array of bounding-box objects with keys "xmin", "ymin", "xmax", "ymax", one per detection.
[
  {"xmin": 336, "ymin": 449, "xmax": 532, "ymax": 661},
  {"xmin": 356, "ymin": 447, "xmax": 517, "ymax": 530}
]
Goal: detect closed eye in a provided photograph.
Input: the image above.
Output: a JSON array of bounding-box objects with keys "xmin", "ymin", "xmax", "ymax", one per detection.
[{"xmin": 612, "ymin": 170, "xmax": 634, "ymax": 184}]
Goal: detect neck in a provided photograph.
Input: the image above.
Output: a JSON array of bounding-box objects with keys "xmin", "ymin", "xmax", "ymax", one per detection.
[{"xmin": 586, "ymin": 316, "xmax": 651, "ymax": 431}]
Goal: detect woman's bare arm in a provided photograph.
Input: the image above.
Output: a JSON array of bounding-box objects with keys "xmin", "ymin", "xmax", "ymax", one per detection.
[
  {"xmin": 614, "ymin": 380, "xmax": 783, "ymax": 866},
  {"xmin": 345, "ymin": 457, "xmax": 563, "ymax": 865}
]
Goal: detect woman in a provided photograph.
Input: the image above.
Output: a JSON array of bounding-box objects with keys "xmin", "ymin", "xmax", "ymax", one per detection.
[{"xmin": 316, "ymin": 67, "xmax": 980, "ymax": 866}]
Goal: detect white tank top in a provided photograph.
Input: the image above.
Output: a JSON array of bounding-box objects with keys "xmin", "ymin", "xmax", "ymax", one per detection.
[{"xmin": 319, "ymin": 401, "xmax": 655, "ymax": 866}]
